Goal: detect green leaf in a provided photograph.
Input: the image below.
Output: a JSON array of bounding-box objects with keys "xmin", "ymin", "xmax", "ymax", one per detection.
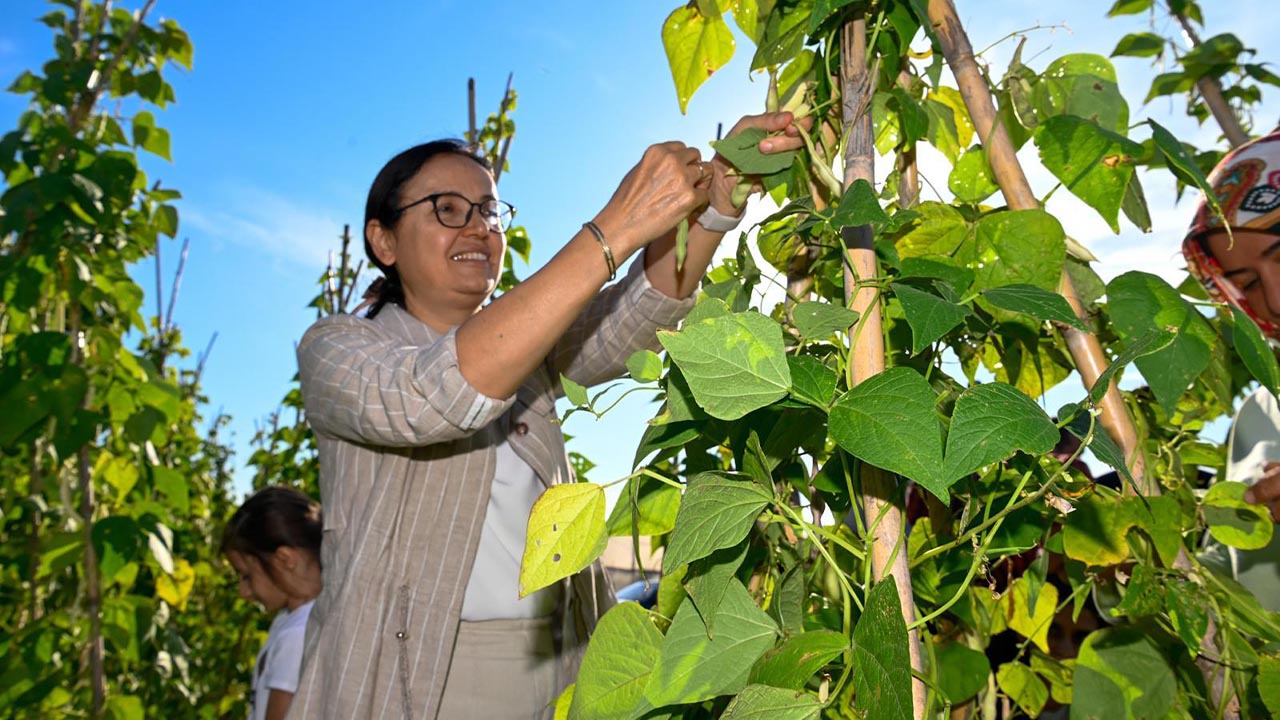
[
  {"xmin": 751, "ymin": 0, "xmax": 812, "ymax": 70},
  {"xmin": 100, "ymin": 454, "xmax": 140, "ymax": 498},
  {"xmin": 982, "ymin": 284, "xmax": 1087, "ymax": 330},
  {"xmin": 970, "ymin": 210, "xmax": 1066, "ymax": 295},
  {"xmin": 948, "ymin": 145, "xmax": 999, "ymax": 203},
  {"xmin": 830, "ymin": 179, "xmax": 889, "ymax": 227},
  {"xmin": 1107, "ymin": 0, "xmax": 1153, "ymax": 15},
  {"xmin": 942, "ymin": 382, "xmax": 1059, "ymax": 484},
  {"xmin": 1259, "ymin": 655, "xmax": 1280, "ymax": 716},
  {"xmin": 663, "ymin": 5, "xmax": 736, "ymax": 113},
  {"xmin": 151, "ymin": 466, "xmax": 188, "ymax": 515},
  {"xmin": 924, "ymin": 97, "xmax": 963, "ymax": 162},
  {"xmin": 1035, "ymin": 115, "xmax": 1144, "ymax": 233},
  {"xmin": 1072, "ymin": 626, "xmax": 1176, "ymax": 720},
  {"xmin": 1121, "ymin": 175, "xmax": 1153, "ymax": 232},
  {"xmin": 663, "ymin": 473, "xmax": 773, "ymax": 574},
  {"xmin": 852, "ymin": 579, "xmax": 913, "ymax": 720},
  {"xmin": 91, "ymin": 516, "xmax": 142, "ymax": 582},
  {"xmin": 1165, "ymin": 579, "xmax": 1209, "ymax": 653},
  {"xmin": 1003, "ymin": 577, "xmax": 1059, "ymax": 654},
  {"xmin": 561, "ymin": 374, "xmax": 589, "ymax": 407},
  {"xmin": 1204, "ymin": 481, "xmax": 1274, "ymax": 550},
  {"xmin": 934, "ymin": 643, "xmax": 990, "ymax": 704},
  {"xmin": 898, "ymin": 257, "xmax": 974, "ymax": 294},
  {"xmin": 1230, "ymin": 307, "xmax": 1280, "ymax": 398},
  {"xmin": 519, "ymin": 483, "xmax": 608, "ymax": 596},
  {"xmin": 997, "ymin": 662, "xmax": 1049, "ymax": 717},
  {"xmin": 685, "ymin": 540, "xmax": 749, "ymax": 635},
  {"xmin": 626, "ymin": 350, "xmax": 664, "ymax": 383},
  {"xmin": 721, "ymin": 684, "xmax": 821, "ymax": 719},
  {"xmin": 891, "ymin": 282, "xmax": 970, "ymax": 354},
  {"xmin": 713, "ymin": 127, "xmax": 798, "ymax": 176},
  {"xmin": 1147, "ymin": 120, "xmax": 1220, "ymax": 213},
  {"xmin": 105, "ymin": 695, "xmax": 144, "ymax": 720},
  {"xmin": 1062, "ymin": 494, "xmax": 1130, "ymax": 566},
  {"xmin": 767, "ymin": 565, "xmax": 806, "ymax": 635},
  {"xmin": 659, "ymin": 310, "xmax": 792, "ymax": 421},
  {"xmin": 131, "ymin": 111, "xmax": 171, "ymax": 160},
  {"xmin": 1088, "ymin": 326, "xmax": 1177, "ymax": 405},
  {"xmin": 569, "ymin": 603, "xmax": 663, "ymax": 720},
  {"xmin": 893, "ymin": 202, "xmax": 971, "ymax": 259},
  {"xmin": 787, "ymin": 354, "xmax": 837, "ymax": 409},
  {"xmin": 829, "ymin": 367, "xmax": 944, "ymax": 497},
  {"xmin": 748, "ymin": 630, "xmax": 847, "ymax": 690},
  {"xmin": 1106, "ymin": 271, "xmax": 1214, "ymax": 411},
  {"xmin": 645, "ymin": 579, "xmax": 778, "ymax": 706},
  {"xmin": 606, "ymin": 474, "xmax": 681, "ymax": 537},
  {"xmin": 1111, "ymin": 32, "xmax": 1165, "ymax": 58},
  {"xmin": 554, "ymin": 685, "xmax": 574, "ymax": 720},
  {"xmin": 1032, "ymin": 54, "xmax": 1129, "ymax": 134},
  {"xmin": 791, "ymin": 301, "xmax": 859, "ymax": 340}
]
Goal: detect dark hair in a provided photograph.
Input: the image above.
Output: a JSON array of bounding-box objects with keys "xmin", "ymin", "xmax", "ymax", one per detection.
[
  {"xmin": 221, "ymin": 486, "xmax": 322, "ymax": 575},
  {"xmin": 363, "ymin": 139, "xmax": 493, "ymax": 318}
]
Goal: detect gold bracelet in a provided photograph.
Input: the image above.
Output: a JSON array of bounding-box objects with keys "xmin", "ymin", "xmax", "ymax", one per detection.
[{"xmin": 582, "ymin": 221, "xmax": 617, "ymax": 280}]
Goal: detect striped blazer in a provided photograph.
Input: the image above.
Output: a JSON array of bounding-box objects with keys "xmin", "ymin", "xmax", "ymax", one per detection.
[{"xmin": 289, "ymin": 259, "xmax": 693, "ymax": 719}]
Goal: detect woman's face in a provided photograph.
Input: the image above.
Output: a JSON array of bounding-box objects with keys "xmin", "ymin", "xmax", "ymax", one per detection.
[
  {"xmin": 1206, "ymin": 228, "xmax": 1280, "ymax": 325},
  {"xmin": 226, "ymin": 550, "xmax": 290, "ymax": 613},
  {"xmin": 369, "ymin": 154, "xmax": 506, "ymax": 321}
]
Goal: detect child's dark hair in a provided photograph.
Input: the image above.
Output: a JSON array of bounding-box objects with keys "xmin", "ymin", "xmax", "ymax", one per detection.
[
  {"xmin": 221, "ymin": 486, "xmax": 322, "ymax": 574},
  {"xmin": 362, "ymin": 139, "xmax": 493, "ymax": 318}
]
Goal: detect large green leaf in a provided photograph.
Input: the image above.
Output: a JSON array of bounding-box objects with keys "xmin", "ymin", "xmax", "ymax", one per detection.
[
  {"xmin": 645, "ymin": 579, "xmax": 778, "ymax": 706},
  {"xmin": 91, "ymin": 516, "xmax": 142, "ymax": 582},
  {"xmin": 970, "ymin": 210, "xmax": 1066, "ymax": 295},
  {"xmin": 663, "ymin": 473, "xmax": 773, "ymax": 573},
  {"xmin": 1035, "ymin": 115, "xmax": 1144, "ymax": 232},
  {"xmin": 893, "ymin": 202, "xmax": 971, "ymax": 259},
  {"xmin": 1231, "ymin": 307, "xmax": 1280, "ymax": 398},
  {"xmin": 1204, "ymin": 481, "xmax": 1274, "ymax": 550},
  {"xmin": 829, "ymin": 367, "xmax": 945, "ymax": 497},
  {"xmin": 662, "ymin": 5, "xmax": 736, "ymax": 114},
  {"xmin": 891, "ymin": 283, "xmax": 970, "ymax": 354},
  {"xmin": 982, "ymin": 284, "xmax": 1087, "ymax": 330},
  {"xmin": 751, "ymin": 0, "xmax": 813, "ymax": 70},
  {"xmin": 787, "ymin": 354, "xmax": 837, "ymax": 409},
  {"xmin": 942, "ymin": 382, "xmax": 1059, "ymax": 484},
  {"xmin": 720, "ymin": 684, "xmax": 820, "ymax": 719},
  {"xmin": 1032, "ymin": 54, "xmax": 1129, "ymax": 134},
  {"xmin": 748, "ymin": 630, "xmax": 847, "ymax": 690},
  {"xmin": 520, "ymin": 483, "xmax": 608, "ymax": 597},
  {"xmin": 568, "ymin": 603, "xmax": 663, "ymax": 720},
  {"xmin": 1062, "ymin": 494, "xmax": 1130, "ymax": 566},
  {"xmin": 659, "ymin": 310, "xmax": 792, "ymax": 421},
  {"xmin": 1071, "ymin": 627, "xmax": 1177, "ymax": 720},
  {"xmin": 852, "ymin": 579, "xmax": 913, "ymax": 720},
  {"xmin": 1106, "ymin": 271, "xmax": 1214, "ymax": 411},
  {"xmin": 830, "ymin": 179, "xmax": 889, "ymax": 228}
]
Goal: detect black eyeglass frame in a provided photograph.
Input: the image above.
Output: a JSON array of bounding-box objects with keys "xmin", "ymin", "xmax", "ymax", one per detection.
[{"xmin": 394, "ymin": 192, "xmax": 516, "ymax": 233}]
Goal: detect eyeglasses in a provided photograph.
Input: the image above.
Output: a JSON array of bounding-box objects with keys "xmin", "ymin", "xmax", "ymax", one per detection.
[{"xmin": 395, "ymin": 192, "xmax": 516, "ymax": 233}]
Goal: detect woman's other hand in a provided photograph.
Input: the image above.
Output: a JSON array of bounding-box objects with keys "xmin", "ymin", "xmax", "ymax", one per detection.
[
  {"xmin": 1245, "ymin": 461, "xmax": 1280, "ymax": 523},
  {"xmin": 595, "ymin": 142, "xmax": 710, "ymax": 256},
  {"xmin": 707, "ymin": 111, "xmax": 812, "ymax": 214}
]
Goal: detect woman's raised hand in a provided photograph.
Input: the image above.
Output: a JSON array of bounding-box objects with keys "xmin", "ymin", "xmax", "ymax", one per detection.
[
  {"xmin": 594, "ymin": 141, "xmax": 711, "ymax": 256},
  {"xmin": 707, "ymin": 111, "xmax": 810, "ymax": 214}
]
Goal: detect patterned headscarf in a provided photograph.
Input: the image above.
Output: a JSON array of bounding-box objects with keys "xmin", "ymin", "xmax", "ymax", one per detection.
[{"xmin": 1183, "ymin": 127, "xmax": 1280, "ymax": 339}]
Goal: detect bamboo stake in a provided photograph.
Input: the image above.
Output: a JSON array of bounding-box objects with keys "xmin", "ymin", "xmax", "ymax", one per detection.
[
  {"xmin": 68, "ymin": 298, "xmax": 104, "ymax": 717},
  {"xmin": 840, "ymin": 18, "xmax": 927, "ymax": 719},
  {"xmin": 925, "ymin": 0, "xmax": 1235, "ymax": 712},
  {"xmin": 923, "ymin": 0, "xmax": 1150, "ymax": 494},
  {"xmin": 1173, "ymin": 14, "xmax": 1250, "ymax": 148}
]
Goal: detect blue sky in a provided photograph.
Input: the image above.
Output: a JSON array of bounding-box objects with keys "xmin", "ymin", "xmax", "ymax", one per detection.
[{"xmin": 1, "ymin": 1, "xmax": 1277, "ymax": 498}]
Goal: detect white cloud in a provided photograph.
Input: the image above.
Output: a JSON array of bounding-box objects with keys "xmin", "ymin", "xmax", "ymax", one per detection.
[{"xmin": 183, "ymin": 186, "xmax": 349, "ymax": 270}]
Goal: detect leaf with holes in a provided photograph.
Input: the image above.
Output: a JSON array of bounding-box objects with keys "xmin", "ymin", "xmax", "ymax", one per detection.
[
  {"xmin": 1035, "ymin": 115, "xmax": 1144, "ymax": 233},
  {"xmin": 949, "ymin": 144, "xmax": 1000, "ymax": 203},
  {"xmin": 519, "ymin": 483, "xmax": 608, "ymax": 597},
  {"xmin": 663, "ymin": 473, "xmax": 772, "ymax": 573},
  {"xmin": 1204, "ymin": 481, "xmax": 1274, "ymax": 550}
]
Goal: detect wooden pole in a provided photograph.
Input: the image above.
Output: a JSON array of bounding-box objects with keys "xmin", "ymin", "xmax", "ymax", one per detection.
[
  {"xmin": 924, "ymin": 0, "xmax": 1149, "ymax": 494},
  {"xmin": 840, "ymin": 18, "xmax": 927, "ymax": 719}
]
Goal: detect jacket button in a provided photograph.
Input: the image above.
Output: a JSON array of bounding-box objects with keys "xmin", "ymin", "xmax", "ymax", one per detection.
[{"xmin": 514, "ymin": 422, "xmax": 530, "ymax": 436}]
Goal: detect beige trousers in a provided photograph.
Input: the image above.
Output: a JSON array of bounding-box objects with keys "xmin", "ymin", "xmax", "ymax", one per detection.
[{"xmin": 436, "ymin": 617, "xmax": 558, "ymax": 719}]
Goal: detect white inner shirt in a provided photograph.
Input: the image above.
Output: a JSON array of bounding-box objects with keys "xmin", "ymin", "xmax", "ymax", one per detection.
[{"xmin": 460, "ymin": 437, "xmax": 557, "ymax": 621}]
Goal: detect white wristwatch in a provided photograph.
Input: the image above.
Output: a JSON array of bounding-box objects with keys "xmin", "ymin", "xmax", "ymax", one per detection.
[{"xmin": 696, "ymin": 204, "xmax": 744, "ymax": 233}]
